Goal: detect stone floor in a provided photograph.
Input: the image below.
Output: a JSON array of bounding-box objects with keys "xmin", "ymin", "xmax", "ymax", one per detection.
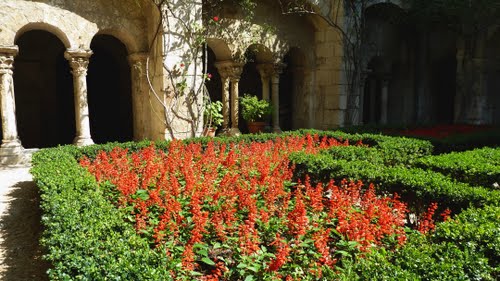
[{"xmin": 0, "ymin": 166, "xmax": 49, "ymax": 281}]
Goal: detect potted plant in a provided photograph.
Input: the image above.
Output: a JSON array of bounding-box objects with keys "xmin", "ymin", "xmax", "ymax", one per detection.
[
  {"xmin": 240, "ymin": 94, "xmax": 272, "ymax": 133},
  {"xmin": 203, "ymin": 100, "xmax": 224, "ymax": 136}
]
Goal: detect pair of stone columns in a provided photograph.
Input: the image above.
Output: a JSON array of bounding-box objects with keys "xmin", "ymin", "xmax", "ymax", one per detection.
[
  {"xmin": 257, "ymin": 63, "xmax": 284, "ymax": 133},
  {"xmin": 215, "ymin": 61, "xmax": 244, "ymax": 135},
  {"xmin": 214, "ymin": 61, "xmax": 284, "ymax": 135}
]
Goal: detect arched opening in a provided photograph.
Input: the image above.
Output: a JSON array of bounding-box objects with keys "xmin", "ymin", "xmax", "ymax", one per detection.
[
  {"xmin": 14, "ymin": 30, "xmax": 75, "ymax": 148},
  {"xmin": 486, "ymin": 30, "xmax": 500, "ymax": 124},
  {"xmin": 240, "ymin": 48, "xmax": 264, "ymax": 100},
  {"xmin": 280, "ymin": 48, "xmax": 305, "ymax": 131},
  {"xmin": 88, "ymin": 34, "xmax": 133, "ymax": 143},
  {"xmin": 239, "ymin": 51, "xmax": 263, "ymax": 133},
  {"xmin": 362, "ymin": 3, "xmax": 414, "ymax": 125},
  {"xmin": 363, "ymin": 57, "xmax": 386, "ymax": 124},
  {"xmin": 203, "ymin": 46, "xmax": 222, "ymax": 106}
]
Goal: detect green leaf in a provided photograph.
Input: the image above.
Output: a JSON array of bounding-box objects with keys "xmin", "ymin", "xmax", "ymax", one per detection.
[
  {"xmin": 201, "ymin": 257, "xmax": 216, "ymax": 266},
  {"xmin": 136, "ymin": 189, "xmax": 149, "ymax": 200}
]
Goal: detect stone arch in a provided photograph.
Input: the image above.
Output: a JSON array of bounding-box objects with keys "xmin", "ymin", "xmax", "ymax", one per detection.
[
  {"xmin": 365, "ymin": 0, "xmax": 405, "ymax": 10},
  {"xmin": 206, "ymin": 38, "xmax": 233, "ymax": 61},
  {"xmin": 245, "ymin": 44, "xmax": 274, "ymax": 63},
  {"xmin": 15, "ymin": 22, "xmax": 71, "ymax": 49},
  {"xmin": 0, "ymin": 1, "xmax": 98, "ymax": 48},
  {"xmin": 94, "ymin": 29, "xmax": 141, "ymax": 54}
]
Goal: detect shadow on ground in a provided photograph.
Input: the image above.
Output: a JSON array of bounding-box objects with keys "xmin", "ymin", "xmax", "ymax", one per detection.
[{"xmin": 0, "ymin": 181, "xmax": 50, "ymax": 281}]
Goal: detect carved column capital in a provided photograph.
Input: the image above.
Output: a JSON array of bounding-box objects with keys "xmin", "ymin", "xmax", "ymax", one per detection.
[
  {"xmin": 215, "ymin": 60, "xmax": 244, "ymax": 81},
  {"xmin": 0, "ymin": 46, "xmax": 18, "ymax": 75},
  {"xmin": 272, "ymin": 63, "xmax": 286, "ymax": 84},
  {"xmin": 256, "ymin": 63, "xmax": 274, "ymax": 80},
  {"xmin": 65, "ymin": 49, "xmax": 92, "ymax": 76}
]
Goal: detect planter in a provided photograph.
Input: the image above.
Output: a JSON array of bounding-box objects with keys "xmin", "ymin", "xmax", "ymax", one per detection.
[
  {"xmin": 203, "ymin": 127, "xmax": 217, "ymax": 137},
  {"xmin": 247, "ymin": 121, "xmax": 266, "ymax": 133}
]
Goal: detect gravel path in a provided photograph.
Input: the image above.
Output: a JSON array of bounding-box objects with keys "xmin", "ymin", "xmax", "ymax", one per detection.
[{"xmin": 0, "ymin": 167, "xmax": 49, "ymax": 281}]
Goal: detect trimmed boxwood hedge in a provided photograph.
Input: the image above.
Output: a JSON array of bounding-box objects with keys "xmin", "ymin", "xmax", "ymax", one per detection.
[
  {"xmin": 290, "ymin": 151, "xmax": 500, "ymax": 212},
  {"xmin": 31, "ymin": 148, "xmax": 171, "ymax": 280},
  {"xmin": 414, "ymin": 147, "xmax": 500, "ymax": 188},
  {"xmin": 336, "ymin": 205, "xmax": 500, "ymax": 280},
  {"xmin": 31, "ymin": 130, "xmax": 498, "ymax": 280}
]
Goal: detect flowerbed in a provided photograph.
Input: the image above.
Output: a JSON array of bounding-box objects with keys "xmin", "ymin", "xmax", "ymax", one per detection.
[
  {"xmin": 31, "ymin": 130, "xmax": 499, "ymax": 280},
  {"xmin": 79, "ymin": 135, "xmax": 415, "ymax": 280}
]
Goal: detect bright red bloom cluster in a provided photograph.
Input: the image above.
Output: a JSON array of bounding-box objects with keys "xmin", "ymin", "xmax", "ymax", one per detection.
[
  {"xmin": 417, "ymin": 203, "xmax": 452, "ymax": 234},
  {"xmin": 81, "ymin": 135, "xmax": 414, "ymax": 278}
]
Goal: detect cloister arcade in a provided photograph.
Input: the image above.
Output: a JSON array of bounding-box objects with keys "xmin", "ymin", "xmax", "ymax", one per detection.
[{"xmin": 1, "ymin": 0, "xmax": 498, "ymax": 165}]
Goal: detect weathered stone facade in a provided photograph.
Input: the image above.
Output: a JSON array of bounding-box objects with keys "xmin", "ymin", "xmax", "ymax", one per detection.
[{"xmin": 0, "ymin": 0, "xmax": 498, "ymax": 164}]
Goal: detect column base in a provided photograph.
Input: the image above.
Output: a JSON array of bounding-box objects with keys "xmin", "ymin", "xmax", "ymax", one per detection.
[
  {"xmin": 73, "ymin": 136, "xmax": 94, "ymax": 146},
  {"xmin": 272, "ymin": 126, "xmax": 282, "ymax": 133},
  {"xmin": 228, "ymin": 127, "xmax": 241, "ymax": 136},
  {"xmin": 0, "ymin": 140, "xmax": 29, "ymax": 166},
  {"xmin": 218, "ymin": 128, "xmax": 241, "ymax": 136},
  {"xmin": 218, "ymin": 128, "xmax": 231, "ymax": 137}
]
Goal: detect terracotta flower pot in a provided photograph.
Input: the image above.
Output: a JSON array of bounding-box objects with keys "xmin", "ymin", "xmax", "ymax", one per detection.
[{"xmin": 247, "ymin": 121, "xmax": 266, "ymax": 133}]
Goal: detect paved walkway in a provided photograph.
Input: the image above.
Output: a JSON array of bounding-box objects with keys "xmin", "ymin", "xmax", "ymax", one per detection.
[{"xmin": 0, "ymin": 166, "xmax": 49, "ymax": 281}]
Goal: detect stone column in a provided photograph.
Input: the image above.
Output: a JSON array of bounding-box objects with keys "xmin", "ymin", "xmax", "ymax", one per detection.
[
  {"xmin": 464, "ymin": 58, "xmax": 489, "ymax": 124},
  {"xmin": 257, "ymin": 63, "xmax": 273, "ymax": 102},
  {"xmin": 257, "ymin": 63, "xmax": 274, "ymax": 130},
  {"xmin": 128, "ymin": 53, "xmax": 149, "ymax": 140},
  {"xmin": 215, "ymin": 61, "xmax": 231, "ymax": 134},
  {"xmin": 369, "ymin": 78, "xmax": 377, "ymax": 123},
  {"xmin": 358, "ymin": 71, "xmax": 369, "ymax": 125},
  {"xmin": 228, "ymin": 63, "xmax": 243, "ymax": 136},
  {"xmin": 65, "ymin": 49, "xmax": 94, "ymax": 146},
  {"xmin": 0, "ymin": 45, "xmax": 22, "ymax": 154},
  {"xmin": 271, "ymin": 63, "xmax": 285, "ymax": 133},
  {"xmin": 380, "ymin": 77, "xmax": 390, "ymax": 125}
]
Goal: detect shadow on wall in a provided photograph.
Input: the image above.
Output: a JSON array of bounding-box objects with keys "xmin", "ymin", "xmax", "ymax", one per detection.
[{"xmin": 0, "ymin": 181, "xmax": 50, "ymax": 281}]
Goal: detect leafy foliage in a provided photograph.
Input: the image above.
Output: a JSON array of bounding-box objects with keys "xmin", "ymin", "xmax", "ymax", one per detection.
[
  {"xmin": 239, "ymin": 94, "xmax": 272, "ymax": 122},
  {"xmin": 31, "ymin": 130, "xmax": 499, "ymax": 279},
  {"xmin": 415, "ymin": 147, "xmax": 500, "ymax": 188}
]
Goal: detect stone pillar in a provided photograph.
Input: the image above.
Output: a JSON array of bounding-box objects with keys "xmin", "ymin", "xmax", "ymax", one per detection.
[
  {"xmin": 65, "ymin": 49, "xmax": 94, "ymax": 146},
  {"xmin": 0, "ymin": 45, "xmax": 22, "ymax": 154},
  {"xmin": 358, "ymin": 72, "xmax": 369, "ymax": 125},
  {"xmin": 369, "ymin": 78, "xmax": 377, "ymax": 123},
  {"xmin": 271, "ymin": 63, "xmax": 285, "ymax": 133},
  {"xmin": 467, "ymin": 58, "xmax": 489, "ymax": 124},
  {"xmin": 215, "ymin": 61, "xmax": 231, "ymax": 134},
  {"xmin": 380, "ymin": 78, "xmax": 390, "ymax": 125},
  {"xmin": 128, "ymin": 53, "xmax": 149, "ymax": 140},
  {"xmin": 228, "ymin": 64, "xmax": 243, "ymax": 136},
  {"xmin": 257, "ymin": 63, "xmax": 273, "ymax": 102},
  {"xmin": 257, "ymin": 63, "xmax": 273, "ymax": 130}
]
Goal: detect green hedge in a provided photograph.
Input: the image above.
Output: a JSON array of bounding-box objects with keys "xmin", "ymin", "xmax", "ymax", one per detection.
[
  {"xmin": 31, "ymin": 148, "xmax": 171, "ymax": 280},
  {"xmin": 35, "ymin": 130, "xmax": 484, "ymax": 280},
  {"xmin": 337, "ymin": 205, "xmax": 500, "ymax": 280},
  {"xmin": 290, "ymin": 152, "xmax": 500, "ymax": 211},
  {"xmin": 414, "ymin": 147, "xmax": 500, "ymax": 188}
]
